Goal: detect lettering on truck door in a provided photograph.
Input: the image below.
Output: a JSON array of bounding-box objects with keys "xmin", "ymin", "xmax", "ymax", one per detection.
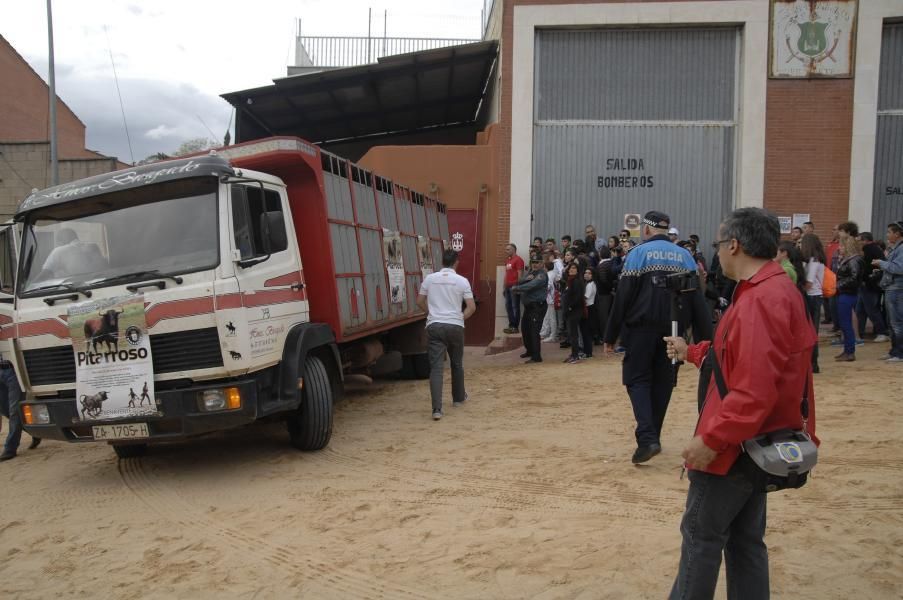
[{"xmin": 229, "ymin": 183, "xmax": 307, "ymax": 366}]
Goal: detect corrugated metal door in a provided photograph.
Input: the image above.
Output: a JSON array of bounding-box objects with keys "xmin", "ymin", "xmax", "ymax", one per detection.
[
  {"xmin": 872, "ymin": 23, "xmax": 903, "ymax": 234},
  {"xmin": 532, "ymin": 28, "xmax": 739, "ymax": 243}
]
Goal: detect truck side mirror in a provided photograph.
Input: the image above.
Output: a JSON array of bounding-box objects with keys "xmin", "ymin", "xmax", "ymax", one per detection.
[{"xmin": 259, "ymin": 211, "xmax": 288, "ymax": 254}]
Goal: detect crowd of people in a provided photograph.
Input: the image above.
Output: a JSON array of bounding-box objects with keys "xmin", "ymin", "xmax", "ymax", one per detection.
[{"xmin": 504, "ymin": 217, "xmax": 903, "ymax": 368}]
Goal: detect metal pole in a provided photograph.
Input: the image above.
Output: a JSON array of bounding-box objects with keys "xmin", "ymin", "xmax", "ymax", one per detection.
[
  {"xmin": 46, "ymin": 0, "xmax": 58, "ymax": 186},
  {"xmin": 367, "ymin": 8, "xmax": 371, "ymax": 63},
  {"xmin": 383, "ymin": 10, "xmax": 387, "ymax": 57}
]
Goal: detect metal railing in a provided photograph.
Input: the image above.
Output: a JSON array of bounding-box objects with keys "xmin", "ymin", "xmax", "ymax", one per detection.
[{"xmin": 297, "ymin": 36, "xmax": 479, "ymax": 68}]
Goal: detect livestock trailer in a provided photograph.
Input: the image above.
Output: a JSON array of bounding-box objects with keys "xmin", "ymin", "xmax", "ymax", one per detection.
[{"xmin": 10, "ymin": 136, "xmax": 449, "ymax": 457}]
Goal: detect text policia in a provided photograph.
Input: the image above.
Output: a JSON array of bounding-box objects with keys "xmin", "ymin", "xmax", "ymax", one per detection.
[
  {"xmin": 597, "ymin": 157, "xmax": 654, "ymax": 189},
  {"xmin": 77, "ymin": 347, "xmax": 149, "ymax": 367}
]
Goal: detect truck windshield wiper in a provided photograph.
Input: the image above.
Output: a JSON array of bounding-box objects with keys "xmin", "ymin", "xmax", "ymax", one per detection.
[
  {"xmin": 89, "ymin": 270, "xmax": 184, "ymax": 289},
  {"xmin": 24, "ymin": 283, "xmax": 93, "ymax": 305}
]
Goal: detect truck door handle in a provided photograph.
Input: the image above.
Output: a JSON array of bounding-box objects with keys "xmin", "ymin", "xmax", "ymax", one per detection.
[{"xmin": 291, "ymin": 282, "xmax": 304, "ymax": 291}]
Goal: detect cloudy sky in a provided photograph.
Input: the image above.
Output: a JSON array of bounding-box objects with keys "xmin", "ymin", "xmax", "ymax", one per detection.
[{"xmin": 1, "ymin": 0, "xmax": 486, "ymax": 163}]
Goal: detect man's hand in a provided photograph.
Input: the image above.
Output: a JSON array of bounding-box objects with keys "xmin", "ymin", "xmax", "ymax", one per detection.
[
  {"xmin": 663, "ymin": 336, "xmax": 688, "ymax": 362},
  {"xmin": 681, "ymin": 435, "xmax": 718, "ymax": 470},
  {"xmin": 872, "ymin": 259, "xmax": 883, "ymax": 268}
]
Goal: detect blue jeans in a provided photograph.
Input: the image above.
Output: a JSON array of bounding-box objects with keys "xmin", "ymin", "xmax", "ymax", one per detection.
[
  {"xmin": 503, "ymin": 287, "xmax": 520, "ymax": 329},
  {"xmin": 886, "ymin": 289, "xmax": 903, "ymax": 358},
  {"xmin": 837, "ymin": 293, "xmax": 858, "ymax": 355},
  {"xmin": 1, "ymin": 367, "xmax": 23, "ymax": 455},
  {"xmin": 669, "ymin": 456, "xmax": 769, "ymax": 600},
  {"xmin": 856, "ymin": 287, "xmax": 887, "ymax": 337}
]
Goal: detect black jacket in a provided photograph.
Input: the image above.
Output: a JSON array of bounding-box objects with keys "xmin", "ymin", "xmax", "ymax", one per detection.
[
  {"xmin": 836, "ymin": 255, "xmax": 864, "ymax": 295},
  {"xmin": 561, "ymin": 276, "xmax": 585, "ymax": 316},
  {"xmin": 604, "ymin": 235, "xmax": 713, "ymax": 344},
  {"xmin": 861, "ymin": 243, "xmax": 885, "ymax": 292}
]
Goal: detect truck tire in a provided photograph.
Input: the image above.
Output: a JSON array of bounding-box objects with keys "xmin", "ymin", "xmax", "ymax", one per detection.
[
  {"xmin": 113, "ymin": 443, "xmax": 147, "ymax": 459},
  {"xmin": 411, "ymin": 353, "xmax": 430, "ymax": 380},
  {"xmin": 287, "ymin": 355, "xmax": 334, "ymax": 451}
]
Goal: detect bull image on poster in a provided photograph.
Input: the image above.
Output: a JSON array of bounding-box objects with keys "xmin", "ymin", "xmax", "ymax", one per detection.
[
  {"xmin": 67, "ymin": 295, "xmax": 156, "ymax": 420},
  {"xmin": 417, "ymin": 235, "xmax": 433, "ymax": 280},
  {"xmin": 382, "ymin": 229, "xmax": 406, "ymax": 304}
]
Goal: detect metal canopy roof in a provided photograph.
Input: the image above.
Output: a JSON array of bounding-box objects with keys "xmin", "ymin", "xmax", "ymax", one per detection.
[{"xmin": 222, "ymin": 40, "xmax": 498, "ymax": 145}]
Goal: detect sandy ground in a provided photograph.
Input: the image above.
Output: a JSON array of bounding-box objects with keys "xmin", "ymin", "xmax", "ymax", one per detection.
[{"xmin": 0, "ymin": 336, "xmax": 901, "ymax": 599}]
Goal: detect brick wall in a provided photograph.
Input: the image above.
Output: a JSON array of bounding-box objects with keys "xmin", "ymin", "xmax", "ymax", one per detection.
[
  {"xmin": 0, "ymin": 142, "xmax": 119, "ymax": 219},
  {"xmin": 763, "ymin": 79, "xmax": 854, "ymax": 241},
  {"xmin": 0, "ymin": 35, "xmax": 98, "ymax": 160}
]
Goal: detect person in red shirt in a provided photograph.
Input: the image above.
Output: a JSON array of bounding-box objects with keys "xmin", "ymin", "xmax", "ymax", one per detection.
[
  {"xmin": 665, "ymin": 208, "xmax": 818, "ymax": 600},
  {"xmin": 503, "ymin": 243, "xmax": 525, "ymax": 333}
]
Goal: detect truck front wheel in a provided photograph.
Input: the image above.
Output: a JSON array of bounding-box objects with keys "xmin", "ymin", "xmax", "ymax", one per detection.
[{"xmin": 287, "ymin": 355, "xmax": 334, "ymax": 451}]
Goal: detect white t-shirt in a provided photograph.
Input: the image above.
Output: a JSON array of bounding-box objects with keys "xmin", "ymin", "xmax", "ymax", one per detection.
[
  {"xmin": 584, "ymin": 280, "xmax": 596, "ymax": 306},
  {"xmin": 546, "ymin": 267, "xmax": 560, "ymax": 304},
  {"xmin": 805, "ymin": 259, "xmax": 824, "ymax": 296},
  {"xmin": 419, "ymin": 268, "xmax": 473, "ymax": 328}
]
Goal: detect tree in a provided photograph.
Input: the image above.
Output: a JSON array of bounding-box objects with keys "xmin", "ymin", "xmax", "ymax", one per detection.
[{"xmin": 173, "ymin": 137, "xmax": 217, "ymax": 157}]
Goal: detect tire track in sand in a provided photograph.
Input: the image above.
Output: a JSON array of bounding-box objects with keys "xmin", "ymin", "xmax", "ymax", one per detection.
[{"xmin": 117, "ymin": 456, "xmax": 439, "ymax": 600}]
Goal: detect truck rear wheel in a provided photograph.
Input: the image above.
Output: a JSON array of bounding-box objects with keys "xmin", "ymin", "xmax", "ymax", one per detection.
[
  {"xmin": 113, "ymin": 443, "xmax": 147, "ymax": 459},
  {"xmin": 287, "ymin": 355, "xmax": 334, "ymax": 451}
]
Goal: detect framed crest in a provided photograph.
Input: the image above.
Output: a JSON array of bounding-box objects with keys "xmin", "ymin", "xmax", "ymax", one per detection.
[{"xmin": 769, "ymin": 0, "xmax": 858, "ymax": 78}]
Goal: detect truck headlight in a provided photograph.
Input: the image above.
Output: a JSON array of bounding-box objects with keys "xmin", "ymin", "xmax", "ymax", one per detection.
[
  {"xmin": 23, "ymin": 404, "xmax": 51, "ymax": 425},
  {"xmin": 199, "ymin": 390, "xmax": 226, "ymax": 411},
  {"xmin": 198, "ymin": 387, "xmax": 241, "ymax": 412}
]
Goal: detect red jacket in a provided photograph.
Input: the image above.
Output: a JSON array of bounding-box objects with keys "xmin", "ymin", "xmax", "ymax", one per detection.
[
  {"xmin": 505, "ymin": 254, "xmax": 525, "ymax": 288},
  {"xmin": 686, "ymin": 261, "xmax": 819, "ymax": 475}
]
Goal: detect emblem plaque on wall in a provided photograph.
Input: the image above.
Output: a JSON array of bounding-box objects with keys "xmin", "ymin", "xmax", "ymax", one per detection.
[{"xmin": 769, "ymin": 0, "xmax": 858, "ymax": 79}]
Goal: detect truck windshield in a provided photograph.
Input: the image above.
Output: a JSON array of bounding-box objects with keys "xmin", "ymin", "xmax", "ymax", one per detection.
[{"xmin": 18, "ymin": 177, "xmax": 219, "ymax": 296}]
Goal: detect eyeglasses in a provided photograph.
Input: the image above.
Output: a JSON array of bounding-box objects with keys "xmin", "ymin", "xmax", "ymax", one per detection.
[
  {"xmin": 711, "ymin": 239, "xmax": 732, "ymax": 249},
  {"xmin": 619, "ymin": 234, "xmax": 629, "ymax": 239}
]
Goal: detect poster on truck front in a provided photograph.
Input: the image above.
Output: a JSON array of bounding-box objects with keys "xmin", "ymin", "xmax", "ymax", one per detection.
[
  {"xmin": 383, "ymin": 229, "xmax": 406, "ymax": 304},
  {"xmin": 68, "ymin": 295, "xmax": 156, "ymax": 421},
  {"xmin": 417, "ymin": 236, "xmax": 433, "ymax": 280}
]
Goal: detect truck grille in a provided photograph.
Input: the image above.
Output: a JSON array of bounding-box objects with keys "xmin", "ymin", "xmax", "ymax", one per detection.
[{"xmin": 23, "ymin": 327, "xmax": 224, "ymax": 387}]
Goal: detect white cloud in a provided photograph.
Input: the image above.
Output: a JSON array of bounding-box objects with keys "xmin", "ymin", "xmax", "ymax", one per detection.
[{"xmin": 145, "ymin": 124, "xmax": 180, "ymax": 140}]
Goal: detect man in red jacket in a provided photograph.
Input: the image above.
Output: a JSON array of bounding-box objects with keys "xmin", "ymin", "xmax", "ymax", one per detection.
[
  {"xmin": 503, "ymin": 243, "xmax": 525, "ymax": 333},
  {"xmin": 664, "ymin": 207, "xmax": 818, "ymax": 600}
]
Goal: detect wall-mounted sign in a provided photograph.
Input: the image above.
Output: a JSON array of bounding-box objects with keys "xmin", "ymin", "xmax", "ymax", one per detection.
[
  {"xmin": 624, "ymin": 213, "xmax": 642, "ymax": 238},
  {"xmin": 792, "ymin": 213, "xmax": 811, "ymax": 229},
  {"xmin": 779, "ymin": 216, "xmax": 793, "ymax": 234},
  {"xmin": 769, "ymin": 0, "xmax": 857, "ymax": 79},
  {"xmin": 597, "ymin": 157, "xmax": 654, "ymax": 190}
]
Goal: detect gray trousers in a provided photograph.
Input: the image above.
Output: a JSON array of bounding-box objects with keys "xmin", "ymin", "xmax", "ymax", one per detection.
[{"xmin": 427, "ymin": 323, "xmax": 465, "ymax": 412}]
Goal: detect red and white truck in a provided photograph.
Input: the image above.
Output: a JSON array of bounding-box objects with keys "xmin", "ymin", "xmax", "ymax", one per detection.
[{"xmin": 7, "ymin": 137, "xmax": 449, "ymax": 457}]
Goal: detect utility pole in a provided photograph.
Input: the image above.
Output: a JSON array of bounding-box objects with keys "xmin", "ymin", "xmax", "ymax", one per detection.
[{"xmin": 47, "ymin": 0, "xmax": 58, "ymax": 186}]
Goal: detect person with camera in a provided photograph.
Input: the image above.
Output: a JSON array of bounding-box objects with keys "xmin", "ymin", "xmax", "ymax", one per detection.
[
  {"xmin": 603, "ymin": 211, "xmax": 712, "ymax": 464},
  {"xmin": 664, "ymin": 208, "xmax": 819, "ymax": 600}
]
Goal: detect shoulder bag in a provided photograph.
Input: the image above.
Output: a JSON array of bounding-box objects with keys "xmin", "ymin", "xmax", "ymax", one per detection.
[{"xmin": 707, "ymin": 346, "xmax": 817, "ymax": 492}]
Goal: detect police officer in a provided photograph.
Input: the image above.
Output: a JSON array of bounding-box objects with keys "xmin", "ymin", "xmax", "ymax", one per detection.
[
  {"xmin": 513, "ymin": 254, "xmax": 549, "ymax": 363},
  {"xmin": 603, "ymin": 211, "xmax": 712, "ymax": 464}
]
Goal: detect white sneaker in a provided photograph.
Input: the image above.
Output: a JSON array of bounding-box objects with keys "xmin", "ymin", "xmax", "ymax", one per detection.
[
  {"xmin": 879, "ymin": 354, "xmax": 892, "ymax": 360},
  {"xmin": 886, "ymin": 356, "xmax": 903, "ymax": 363},
  {"xmin": 873, "ymin": 335, "xmax": 890, "ymax": 343}
]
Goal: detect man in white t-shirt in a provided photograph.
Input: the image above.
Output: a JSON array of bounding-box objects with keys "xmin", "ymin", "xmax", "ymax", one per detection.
[{"xmin": 416, "ymin": 249, "xmax": 476, "ymax": 421}]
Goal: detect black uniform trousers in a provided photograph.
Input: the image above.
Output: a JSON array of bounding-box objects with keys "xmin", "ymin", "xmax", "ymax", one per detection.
[
  {"xmin": 521, "ymin": 301, "xmax": 547, "ymax": 360},
  {"xmin": 621, "ymin": 327, "xmax": 677, "ymax": 448}
]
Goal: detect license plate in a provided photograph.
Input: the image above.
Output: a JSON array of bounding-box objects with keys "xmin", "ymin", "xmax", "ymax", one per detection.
[{"xmin": 92, "ymin": 423, "xmax": 149, "ymax": 441}]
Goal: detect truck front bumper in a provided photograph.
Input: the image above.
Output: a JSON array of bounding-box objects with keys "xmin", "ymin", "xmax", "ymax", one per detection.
[{"xmin": 22, "ymin": 379, "xmax": 261, "ymax": 444}]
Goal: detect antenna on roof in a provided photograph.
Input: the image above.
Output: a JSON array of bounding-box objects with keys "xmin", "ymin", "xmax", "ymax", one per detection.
[
  {"xmin": 103, "ymin": 25, "xmax": 135, "ymax": 164},
  {"xmin": 46, "ymin": 0, "xmax": 58, "ymax": 185}
]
